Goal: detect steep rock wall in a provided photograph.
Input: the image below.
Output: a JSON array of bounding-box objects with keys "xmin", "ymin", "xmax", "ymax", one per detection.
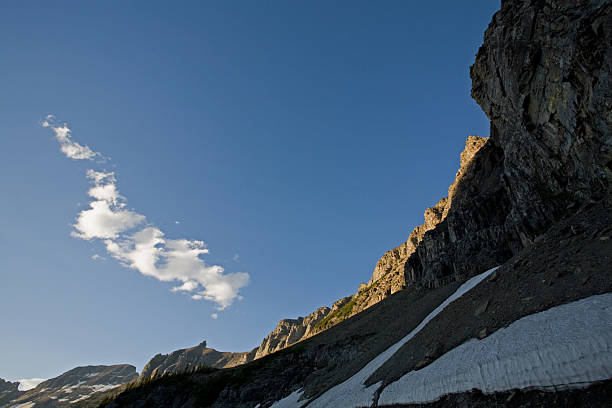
[{"xmin": 407, "ymin": 0, "xmax": 612, "ymax": 285}]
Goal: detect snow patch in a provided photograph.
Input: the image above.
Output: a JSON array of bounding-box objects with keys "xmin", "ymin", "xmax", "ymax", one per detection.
[
  {"xmin": 378, "ymin": 293, "xmax": 612, "ymax": 405},
  {"xmin": 17, "ymin": 378, "xmax": 46, "ymax": 391},
  {"xmin": 10, "ymin": 403, "xmax": 36, "ymax": 408},
  {"xmin": 89, "ymin": 383, "xmax": 121, "ymax": 393},
  {"xmin": 306, "ymin": 267, "xmax": 499, "ymax": 408},
  {"xmin": 270, "ymin": 389, "xmax": 304, "ymax": 407}
]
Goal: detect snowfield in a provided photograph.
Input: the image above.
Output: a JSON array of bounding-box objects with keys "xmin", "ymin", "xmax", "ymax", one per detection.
[
  {"xmin": 378, "ymin": 292, "xmax": 612, "ymax": 405},
  {"xmin": 272, "ymin": 267, "xmax": 499, "ymax": 408},
  {"xmin": 270, "ymin": 266, "xmax": 612, "ymax": 407}
]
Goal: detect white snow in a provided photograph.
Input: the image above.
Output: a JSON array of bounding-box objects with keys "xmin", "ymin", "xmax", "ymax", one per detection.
[
  {"xmin": 10, "ymin": 403, "xmax": 36, "ymax": 408},
  {"xmin": 378, "ymin": 293, "xmax": 612, "ymax": 405},
  {"xmin": 17, "ymin": 378, "xmax": 46, "ymax": 391},
  {"xmin": 88, "ymin": 383, "xmax": 121, "ymax": 393},
  {"xmin": 84, "ymin": 372, "xmax": 100, "ymax": 378},
  {"xmin": 270, "ymin": 389, "xmax": 304, "ymax": 408},
  {"xmin": 301, "ymin": 267, "xmax": 499, "ymax": 408}
]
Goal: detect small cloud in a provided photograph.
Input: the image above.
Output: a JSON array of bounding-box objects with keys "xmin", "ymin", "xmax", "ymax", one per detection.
[
  {"xmin": 171, "ymin": 280, "xmax": 199, "ymax": 292},
  {"xmin": 233, "ymin": 254, "xmax": 239, "ymax": 262},
  {"xmin": 43, "ymin": 115, "xmax": 105, "ymax": 161},
  {"xmin": 211, "ymin": 313, "xmax": 218, "ymax": 319},
  {"xmin": 91, "ymin": 254, "xmax": 104, "ymax": 260},
  {"xmin": 18, "ymin": 378, "xmax": 46, "ymax": 391},
  {"xmin": 175, "ymin": 220, "xmax": 180, "ymax": 224}
]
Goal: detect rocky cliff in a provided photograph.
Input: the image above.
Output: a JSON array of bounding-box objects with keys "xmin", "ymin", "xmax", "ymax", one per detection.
[{"xmin": 404, "ymin": 0, "xmax": 612, "ymax": 285}]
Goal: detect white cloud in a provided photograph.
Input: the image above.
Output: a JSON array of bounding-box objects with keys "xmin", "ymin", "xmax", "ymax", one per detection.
[
  {"xmin": 175, "ymin": 220, "xmax": 180, "ymax": 224},
  {"xmin": 73, "ymin": 200, "xmax": 145, "ymax": 240},
  {"xmin": 233, "ymin": 253, "xmax": 240, "ymax": 262},
  {"xmin": 106, "ymin": 227, "xmax": 249, "ymax": 310},
  {"xmin": 18, "ymin": 378, "xmax": 46, "ymax": 391},
  {"xmin": 171, "ymin": 280, "xmax": 199, "ymax": 292},
  {"xmin": 43, "ymin": 117, "xmax": 250, "ymax": 309},
  {"xmin": 43, "ymin": 116, "xmax": 103, "ymax": 161},
  {"xmin": 91, "ymin": 254, "xmax": 103, "ymax": 260},
  {"xmin": 211, "ymin": 313, "xmax": 218, "ymax": 319},
  {"xmin": 72, "ymin": 169, "xmax": 145, "ymax": 240}
]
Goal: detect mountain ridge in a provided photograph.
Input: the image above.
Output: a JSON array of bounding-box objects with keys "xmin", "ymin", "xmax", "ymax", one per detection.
[
  {"xmin": 97, "ymin": 0, "xmax": 612, "ymax": 406},
  {"xmin": 5, "ymin": 0, "xmax": 611, "ymax": 406}
]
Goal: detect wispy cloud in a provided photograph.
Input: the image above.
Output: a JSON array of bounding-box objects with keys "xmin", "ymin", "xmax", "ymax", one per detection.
[
  {"xmin": 211, "ymin": 313, "xmax": 218, "ymax": 319},
  {"xmin": 43, "ymin": 117, "xmax": 249, "ymax": 310},
  {"xmin": 42, "ymin": 115, "xmax": 103, "ymax": 161},
  {"xmin": 18, "ymin": 378, "xmax": 46, "ymax": 391}
]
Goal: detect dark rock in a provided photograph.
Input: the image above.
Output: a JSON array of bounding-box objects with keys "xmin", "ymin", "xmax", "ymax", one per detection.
[{"xmin": 474, "ymin": 299, "xmax": 490, "ymax": 317}]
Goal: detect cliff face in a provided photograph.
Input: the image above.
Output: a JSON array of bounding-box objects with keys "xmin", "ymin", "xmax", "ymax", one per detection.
[{"xmin": 402, "ymin": 0, "xmax": 612, "ymax": 286}]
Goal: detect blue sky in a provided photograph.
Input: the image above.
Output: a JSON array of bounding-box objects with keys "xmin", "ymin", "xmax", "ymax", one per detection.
[{"xmin": 0, "ymin": 1, "xmax": 499, "ymax": 382}]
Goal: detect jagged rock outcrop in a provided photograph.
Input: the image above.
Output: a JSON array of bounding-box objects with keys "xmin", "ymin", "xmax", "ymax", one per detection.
[
  {"xmin": 0, "ymin": 378, "xmax": 23, "ymax": 406},
  {"xmin": 4, "ymin": 365, "xmax": 137, "ymax": 407},
  {"xmin": 255, "ymin": 307, "xmax": 330, "ymax": 358},
  {"xmin": 316, "ymin": 136, "xmax": 489, "ymax": 331},
  {"xmin": 253, "ymin": 295, "xmax": 353, "ymax": 358},
  {"xmin": 138, "ymin": 341, "xmax": 257, "ymax": 381}
]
